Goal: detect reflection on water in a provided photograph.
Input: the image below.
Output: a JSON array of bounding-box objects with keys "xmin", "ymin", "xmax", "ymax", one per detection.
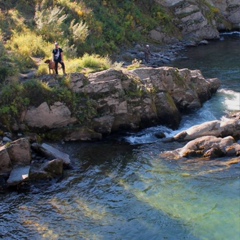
[
  {"xmin": 0, "ymin": 141, "xmax": 239, "ymax": 240},
  {"xmin": 1, "ymin": 36, "xmax": 240, "ymax": 240}
]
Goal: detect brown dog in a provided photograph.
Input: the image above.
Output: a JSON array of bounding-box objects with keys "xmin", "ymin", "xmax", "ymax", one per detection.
[{"xmin": 44, "ymin": 59, "xmax": 57, "ymax": 74}]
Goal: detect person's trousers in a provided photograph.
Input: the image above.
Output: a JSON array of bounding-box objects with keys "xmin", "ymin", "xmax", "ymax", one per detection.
[{"xmin": 54, "ymin": 61, "xmax": 65, "ymax": 74}]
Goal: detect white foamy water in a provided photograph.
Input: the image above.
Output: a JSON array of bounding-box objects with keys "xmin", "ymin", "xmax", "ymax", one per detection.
[{"xmin": 219, "ymin": 89, "xmax": 240, "ymax": 111}]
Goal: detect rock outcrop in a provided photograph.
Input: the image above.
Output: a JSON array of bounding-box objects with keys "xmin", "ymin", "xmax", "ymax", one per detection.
[
  {"xmin": 161, "ymin": 135, "xmax": 240, "ymax": 160},
  {"xmin": 23, "ymin": 101, "xmax": 77, "ymax": 128},
  {"xmin": 160, "ymin": 112, "xmax": 240, "ymax": 160},
  {"xmin": 174, "ymin": 112, "xmax": 240, "ymax": 141},
  {"xmin": 20, "ymin": 67, "xmax": 220, "ymax": 141},
  {"xmin": 153, "ymin": 0, "xmax": 240, "ymax": 44}
]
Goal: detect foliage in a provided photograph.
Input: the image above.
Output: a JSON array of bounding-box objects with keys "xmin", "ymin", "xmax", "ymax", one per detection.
[
  {"xmin": 0, "ymin": 0, "xmax": 178, "ymax": 75},
  {"xmin": 0, "ymin": 82, "xmax": 28, "ymax": 128},
  {"xmin": 127, "ymin": 59, "xmax": 142, "ymax": 70},
  {"xmin": 34, "ymin": 6, "xmax": 67, "ymax": 43},
  {"xmin": 79, "ymin": 53, "xmax": 112, "ymax": 71},
  {"xmin": 0, "ymin": 78, "xmax": 98, "ymax": 130},
  {"xmin": 7, "ymin": 31, "xmax": 48, "ymax": 57},
  {"xmin": 69, "ymin": 19, "xmax": 89, "ymax": 43},
  {"xmin": 0, "ymin": 40, "xmax": 20, "ymax": 83},
  {"xmin": 37, "ymin": 54, "xmax": 113, "ymax": 76}
]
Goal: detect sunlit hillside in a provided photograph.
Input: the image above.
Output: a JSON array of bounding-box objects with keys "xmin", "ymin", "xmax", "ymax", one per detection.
[{"xmin": 0, "ymin": 0, "xmax": 175, "ymax": 79}]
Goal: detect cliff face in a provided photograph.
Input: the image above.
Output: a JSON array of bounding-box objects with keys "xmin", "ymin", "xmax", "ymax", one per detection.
[
  {"xmin": 19, "ymin": 67, "xmax": 220, "ymax": 141},
  {"xmin": 152, "ymin": 0, "xmax": 240, "ymax": 43}
]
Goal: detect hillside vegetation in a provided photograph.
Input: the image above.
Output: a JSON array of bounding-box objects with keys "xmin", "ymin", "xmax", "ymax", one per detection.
[
  {"xmin": 0, "ymin": 0, "xmax": 177, "ymax": 131},
  {"xmin": 0, "ymin": 0, "xmax": 175, "ymax": 80}
]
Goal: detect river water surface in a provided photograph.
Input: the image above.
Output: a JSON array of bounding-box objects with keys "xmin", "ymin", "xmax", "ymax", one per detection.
[{"xmin": 0, "ymin": 33, "xmax": 240, "ymax": 240}]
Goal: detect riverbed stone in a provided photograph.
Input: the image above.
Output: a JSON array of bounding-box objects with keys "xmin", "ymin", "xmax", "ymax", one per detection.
[
  {"xmin": 33, "ymin": 143, "xmax": 71, "ymax": 167},
  {"xmin": 6, "ymin": 138, "xmax": 31, "ymax": 166},
  {"xmin": 7, "ymin": 166, "xmax": 30, "ymax": 186},
  {"xmin": 161, "ymin": 135, "xmax": 239, "ymax": 160},
  {"xmin": 42, "ymin": 159, "xmax": 63, "ymax": 176},
  {"xmin": 0, "ymin": 146, "xmax": 12, "ymax": 173}
]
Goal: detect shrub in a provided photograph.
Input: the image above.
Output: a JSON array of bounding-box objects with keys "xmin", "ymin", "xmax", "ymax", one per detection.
[
  {"xmin": 79, "ymin": 53, "xmax": 112, "ymax": 71},
  {"xmin": 0, "ymin": 40, "xmax": 20, "ymax": 83},
  {"xmin": 34, "ymin": 6, "xmax": 67, "ymax": 43},
  {"xmin": 37, "ymin": 64, "xmax": 48, "ymax": 76},
  {"xmin": 37, "ymin": 54, "xmax": 113, "ymax": 76},
  {"xmin": 7, "ymin": 31, "xmax": 49, "ymax": 57}
]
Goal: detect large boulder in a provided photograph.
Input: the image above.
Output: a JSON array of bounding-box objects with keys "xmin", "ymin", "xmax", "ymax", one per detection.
[
  {"xmin": 32, "ymin": 143, "xmax": 71, "ymax": 167},
  {"xmin": 0, "ymin": 138, "xmax": 31, "ymax": 175},
  {"xmin": 0, "ymin": 146, "xmax": 12, "ymax": 173},
  {"xmin": 6, "ymin": 138, "xmax": 31, "ymax": 166},
  {"xmin": 174, "ymin": 112, "xmax": 240, "ymax": 141},
  {"xmin": 23, "ymin": 101, "xmax": 77, "ymax": 129},
  {"xmin": 29, "ymin": 159, "xmax": 63, "ymax": 181},
  {"xmin": 161, "ymin": 135, "xmax": 240, "ymax": 160}
]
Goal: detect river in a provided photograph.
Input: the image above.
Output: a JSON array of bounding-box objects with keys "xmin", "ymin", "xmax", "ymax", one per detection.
[{"xmin": 0, "ymin": 33, "xmax": 240, "ymax": 240}]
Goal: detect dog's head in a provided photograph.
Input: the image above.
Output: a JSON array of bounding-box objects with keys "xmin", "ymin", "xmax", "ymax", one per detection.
[{"xmin": 44, "ymin": 59, "xmax": 51, "ymax": 64}]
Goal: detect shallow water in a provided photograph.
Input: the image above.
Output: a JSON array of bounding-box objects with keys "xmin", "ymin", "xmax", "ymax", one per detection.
[{"xmin": 1, "ymin": 34, "xmax": 240, "ymax": 240}]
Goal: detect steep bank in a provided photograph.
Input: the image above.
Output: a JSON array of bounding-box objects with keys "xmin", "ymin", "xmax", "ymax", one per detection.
[{"xmin": 0, "ymin": 67, "xmax": 220, "ymax": 143}]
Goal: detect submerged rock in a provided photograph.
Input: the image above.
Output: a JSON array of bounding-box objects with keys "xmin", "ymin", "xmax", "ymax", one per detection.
[{"xmin": 32, "ymin": 143, "xmax": 71, "ymax": 167}]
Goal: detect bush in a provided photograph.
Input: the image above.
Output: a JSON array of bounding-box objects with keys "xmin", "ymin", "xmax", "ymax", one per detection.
[
  {"xmin": 0, "ymin": 40, "xmax": 20, "ymax": 83},
  {"xmin": 7, "ymin": 31, "xmax": 49, "ymax": 57},
  {"xmin": 37, "ymin": 64, "xmax": 48, "ymax": 76},
  {"xmin": 79, "ymin": 53, "xmax": 112, "ymax": 71}
]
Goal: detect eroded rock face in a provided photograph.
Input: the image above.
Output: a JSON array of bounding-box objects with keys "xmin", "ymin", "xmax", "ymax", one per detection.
[
  {"xmin": 132, "ymin": 67, "xmax": 220, "ymax": 112},
  {"xmin": 20, "ymin": 67, "xmax": 220, "ymax": 139},
  {"xmin": 211, "ymin": 0, "xmax": 240, "ymax": 29},
  {"xmin": 23, "ymin": 102, "xmax": 77, "ymax": 129},
  {"xmin": 154, "ymin": 0, "xmax": 240, "ymax": 43}
]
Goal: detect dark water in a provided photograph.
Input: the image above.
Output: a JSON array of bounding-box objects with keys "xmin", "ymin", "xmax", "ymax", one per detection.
[{"xmin": 1, "ymin": 34, "xmax": 240, "ymax": 240}]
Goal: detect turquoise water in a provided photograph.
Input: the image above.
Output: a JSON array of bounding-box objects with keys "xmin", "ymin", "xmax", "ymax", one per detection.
[{"xmin": 0, "ymin": 35, "xmax": 240, "ymax": 240}]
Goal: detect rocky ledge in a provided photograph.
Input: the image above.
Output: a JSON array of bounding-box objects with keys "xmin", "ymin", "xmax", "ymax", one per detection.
[
  {"xmin": 0, "ymin": 66, "xmax": 222, "ymax": 192},
  {"xmin": 17, "ymin": 67, "xmax": 221, "ymax": 141}
]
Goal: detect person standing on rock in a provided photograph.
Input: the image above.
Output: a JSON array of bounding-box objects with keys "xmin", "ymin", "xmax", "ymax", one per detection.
[
  {"xmin": 143, "ymin": 44, "xmax": 151, "ymax": 63},
  {"xmin": 53, "ymin": 42, "xmax": 66, "ymax": 75}
]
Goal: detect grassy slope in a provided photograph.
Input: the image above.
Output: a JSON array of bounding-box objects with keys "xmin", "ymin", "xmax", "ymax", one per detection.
[{"xmin": 0, "ymin": 0, "xmax": 177, "ymax": 78}]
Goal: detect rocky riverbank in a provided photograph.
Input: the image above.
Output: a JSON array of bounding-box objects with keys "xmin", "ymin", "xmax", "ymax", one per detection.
[
  {"xmin": 1, "ymin": 111, "xmax": 239, "ymax": 192},
  {"xmin": 0, "ymin": 62, "xmax": 223, "ymax": 192},
  {"xmin": 16, "ymin": 66, "xmax": 220, "ymax": 141},
  {"xmin": 161, "ymin": 112, "xmax": 240, "ymax": 160}
]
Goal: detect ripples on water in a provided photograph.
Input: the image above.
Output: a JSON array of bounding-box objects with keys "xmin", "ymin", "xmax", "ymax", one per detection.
[{"xmin": 1, "ymin": 34, "xmax": 240, "ymax": 240}]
